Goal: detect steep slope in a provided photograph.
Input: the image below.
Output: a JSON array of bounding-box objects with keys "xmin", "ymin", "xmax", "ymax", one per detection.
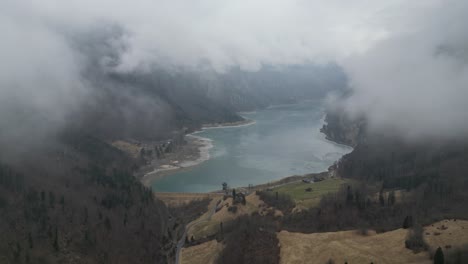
[{"xmin": 0, "ymin": 131, "xmax": 175, "ymax": 263}]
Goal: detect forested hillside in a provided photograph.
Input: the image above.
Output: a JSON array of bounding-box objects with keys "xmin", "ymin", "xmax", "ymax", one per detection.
[
  {"xmin": 0, "ymin": 131, "xmax": 174, "ymax": 263},
  {"xmin": 307, "ymin": 108, "xmax": 468, "ymax": 234}
]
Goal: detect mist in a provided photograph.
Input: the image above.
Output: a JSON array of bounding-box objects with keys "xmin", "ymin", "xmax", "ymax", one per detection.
[
  {"xmin": 340, "ymin": 0, "xmax": 468, "ymax": 140},
  {"xmin": 1, "ymin": 0, "xmax": 467, "ymax": 149}
]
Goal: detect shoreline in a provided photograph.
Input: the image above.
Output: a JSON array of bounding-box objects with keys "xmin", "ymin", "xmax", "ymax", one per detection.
[
  {"xmin": 141, "ymin": 135, "xmax": 213, "ymax": 187},
  {"xmin": 145, "ymin": 111, "xmax": 353, "ymax": 193},
  {"xmin": 322, "ymin": 136, "xmax": 355, "ymax": 148},
  {"xmin": 199, "ymin": 117, "xmax": 256, "ymax": 130},
  {"xmin": 318, "ymin": 112, "xmax": 355, "ymax": 149},
  {"xmin": 142, "ymin": 117, "xmax": 256, "ymax": 187}
]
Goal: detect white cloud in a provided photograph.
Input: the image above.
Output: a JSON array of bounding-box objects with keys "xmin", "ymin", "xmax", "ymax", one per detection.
[
  {"xmin": 1, "ymin": 0, "xmax": 467, "ymax": 141},
  {"xmin": 10, "ymin": 0, "xmax": 410, "ymax": 71}
]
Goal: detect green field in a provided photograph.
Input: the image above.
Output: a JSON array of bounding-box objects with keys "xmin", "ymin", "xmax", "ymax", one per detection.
[{"xmin": 273, "ymin": 178, "xmax": 351, "ymax": 208}]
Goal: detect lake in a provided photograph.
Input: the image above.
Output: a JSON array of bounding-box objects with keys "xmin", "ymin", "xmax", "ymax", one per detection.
[{"xmin": 151, "ymin": 101, "xmax": 352, "ymax": 192}]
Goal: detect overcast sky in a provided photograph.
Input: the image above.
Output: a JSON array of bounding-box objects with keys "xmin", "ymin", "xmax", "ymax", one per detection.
[{"xmin": 1, "ymin": 0, "xmax": 468, "ymax": 140}]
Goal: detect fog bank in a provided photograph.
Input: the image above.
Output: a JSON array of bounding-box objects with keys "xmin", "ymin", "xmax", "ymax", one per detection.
[{"xmin": 1, "ymin": 0, "xmax": 467, "ymax": 145}]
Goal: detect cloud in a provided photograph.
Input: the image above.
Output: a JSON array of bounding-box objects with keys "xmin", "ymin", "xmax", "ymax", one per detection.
[
  {"xmin": 9, "ymin": 0, "xmax": 408, "ymax": 72},
  {"xmin": 340, "ymin": 0, "xmax": 468, "ymax": 139},
  {"xmin": 0, "ymin": 0, "xmax": 467, "ymax": 145},
  {"xmin": 0, "ymin": 7, "xmax": 88, "ymax": 154}
]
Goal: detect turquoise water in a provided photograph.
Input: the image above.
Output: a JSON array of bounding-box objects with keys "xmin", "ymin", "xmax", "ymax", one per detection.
[{"xmin": 151, "ymin": 101, "xmax": 352, "ymax": 192}]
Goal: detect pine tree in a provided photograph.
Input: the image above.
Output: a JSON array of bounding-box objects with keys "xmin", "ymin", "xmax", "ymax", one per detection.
[
  {"xmin": 379, "ymin": 191, "xmax": 385, "ymax": 207},
  {"xmin": 84, "ymin": 229, "xmax": 90, "ymax": 243},
  {"xmin": 49, "ymin": 191, "xmax": 55, "ymax": 208},
  {"xmin": 388, "ymin": 190, "xmax": 396, "ymax": 206},
  {"xmin": 105, "ymin": 217, "xmax": 111, "ymax": 231},
  {"xmin": 346, "ymin": 185, "xmax": 353, "ymax": 204},
  {"xmin": 53, "ymin": 227, "xmax": 59, "ymax": 252},
  {"xmin": 83, "ymin": 207, "xmax": 89, "ymax": 225},
  {"xmin": 403, "ymin": 215, "xmax": 413, "ymax": 229},
  {"xmin": 13, "ymin": 242, "xmax": 21, "ymax": 261},
  {"xmin": 405, "ymin": 224, "xmax": 427, "ymax": 252},
  {"xmin": 28, "ymin": 232, "xmax": 33, "ymax": 249},
  {"xmin": 434, "ymin": 247, "xmax": 444, "ymax": 264},
  {"xmin": 220, "ymin": 222, "xmax": 224, "ymax": 239},
  {"xmin": 60, "ymin": 195, "xmax": 65, "ymax": 212}
]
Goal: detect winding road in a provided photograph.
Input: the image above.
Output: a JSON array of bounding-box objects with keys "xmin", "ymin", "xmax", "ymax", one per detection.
[{"xmin": 174, "ymin": 198, "xmax": 221, "ymax": 264}]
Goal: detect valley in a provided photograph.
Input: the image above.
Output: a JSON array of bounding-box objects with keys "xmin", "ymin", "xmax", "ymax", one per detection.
[{"xmin": 2, "ymin": 2, "xmax": 468, "ymax": 263}]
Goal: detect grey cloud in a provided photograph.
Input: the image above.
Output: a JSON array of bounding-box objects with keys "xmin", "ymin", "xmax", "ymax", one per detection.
[
  {"xmin": 340, "ymin": 0, "xmax": 468, "ymax": 140},
  {"xmin": 0, "ymin": 0, "xmax": 467, "ymax": 148},
  {"xmin": 0, "ymin": 10, "xmax": 88, "ymax": 155}
]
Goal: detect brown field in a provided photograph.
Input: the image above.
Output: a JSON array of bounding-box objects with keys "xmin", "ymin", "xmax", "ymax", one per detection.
[
  {"xmin": 423, "ymin": 219, "xmax": 468, "ymax": 252},
  {"xmin": 278, "ymin": 219, "xmax": 468, "ymax": 264},
  {"xmin": 155, "ymin": 192, "xmax": 222, "ymax": 207},
  {"xmin": 180, "ymin": 240, "xmax": 224, "ymax": 264},
  {"xmin": 181, "ymin": 220, "xmax": 468, "ymax": 264}
]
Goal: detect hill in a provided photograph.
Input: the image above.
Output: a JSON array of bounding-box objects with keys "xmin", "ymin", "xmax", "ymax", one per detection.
[
  {"xmin": 278, "ymin": 219, "xmax": 468, "ymax": 264},
  {"xmin": 0, "ymin": 131, "xmax": 174, "ymax": 263}
]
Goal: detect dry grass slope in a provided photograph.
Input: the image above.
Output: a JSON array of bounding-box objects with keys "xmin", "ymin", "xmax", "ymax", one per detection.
[
  {"xmin": 155, "ymin": 192, "xmax": 221, "ymax": 207},
  {"xmin": 423, "ymin": 219, "xmax": 468, "ymax": 254},
  {"xmin": 188, "ymin": 193, "xmax": 266, "ymax": 240},
  {"xmin": 278, "ymin": 219, "xmax": 468, "ymax": 264},
  {"xmin": 180, "ymin": 240, "xmax": 224, "ymax": 264}
]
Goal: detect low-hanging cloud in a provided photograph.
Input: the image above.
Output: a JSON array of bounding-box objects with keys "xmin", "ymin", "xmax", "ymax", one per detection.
[
  {"xmin": 11, "ymin": 0, "xmax": 403, "ymax": 71},
  {"xmin": 0, "ymin": 8, "xmax": 88, "ymax": 155},
  {"xmin": 0, "ymin": 0, "xmax": 467, "ymax": 146},
  {"xmin": 340, "ymin": 0, "xmax": 468, "ymax": 140}
]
